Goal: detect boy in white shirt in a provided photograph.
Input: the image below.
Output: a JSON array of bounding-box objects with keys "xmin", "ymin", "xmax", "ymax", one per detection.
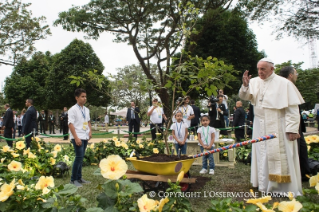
[{"xmin": 68, "ymin": 88, "xmax": 92, "ymax": 187}]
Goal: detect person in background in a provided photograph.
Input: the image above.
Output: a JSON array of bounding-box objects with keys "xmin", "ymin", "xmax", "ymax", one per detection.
[
  {"xmin": 218, "ymin": 89, "xmax": 229, "ymax": 127},
  {"xmin": 147, "ymin": 98, "xmax": 167, "ymax": 140},
  {"xmin": 38, "ymin": 110, "xmax": 46, "ymax": 134},
  {"xmin": 208, "ymin": 95, "xmax": 228, "ymax": 135},
  {"xmin": 61, "ymin": 107, "xmax": 69, "ymax": 140},
  {"xmin": 3, "ymin": 104, "xmax": 14, "ymax": 147},
  {"xmin": 22, "ymin": 99, "xmax": 37, "ymax": 149},
  {"xmin": 126, "ymin": 101, "xmax": 140, "ymax": 139},
  {"xmin": 17, "ymin": 114, "xmax": 22, "ymax": 137},
  {"xmin": 13, "ymin": 110, "xmax": 17, "ymax": 139},
  {"xmin": 233, "ymin": 101, "xmax": 245, "ymax": 142},
  {"xmin": 49, "ymin": 111, "xmax": 56, "ymax": 134},
  {"xmin": 190, "ymin": 100, "xmax": 201, "ymax": 135},
  {"xmin": 104, "ymin": 111, "xmax": 109, "ymax": 132}
]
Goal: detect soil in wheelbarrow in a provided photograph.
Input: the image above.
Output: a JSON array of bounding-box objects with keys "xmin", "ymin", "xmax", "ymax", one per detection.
[{"xmin": 139, "ymin": 153, "xmax": 192, "ymax": 162}]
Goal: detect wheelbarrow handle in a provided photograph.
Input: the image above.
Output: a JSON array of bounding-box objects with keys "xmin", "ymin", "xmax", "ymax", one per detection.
[{"xmin": 192, "ymin": 134, "xmax": 277, "ymax": 158}]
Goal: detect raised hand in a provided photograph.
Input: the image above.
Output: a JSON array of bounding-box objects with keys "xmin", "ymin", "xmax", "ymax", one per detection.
[{"xmin": 242, "ymin": 70, "xmax": 252, "ymax": 87}]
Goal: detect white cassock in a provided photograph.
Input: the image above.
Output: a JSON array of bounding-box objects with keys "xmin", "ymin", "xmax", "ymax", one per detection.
[{"xmin": 239, "ymin": 72, "xmax": 304, "ymax": 196}]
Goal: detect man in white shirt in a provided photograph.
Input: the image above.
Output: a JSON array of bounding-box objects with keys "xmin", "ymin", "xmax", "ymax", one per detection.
[
  {"xmin": 147, "ymin": 98, "xmax": 167, "ymax": 140},
  {"xmin": 68, "ymin": 88, "xmax": 92, "ymax": 187},
  {"xmin": 218, "ymin": 89, "xmax": 229, "ymax": 127},
  {"xmin": 104, "ymin": 111, "xmax": 109, "ymax": 132},
  {"xmin": 178, "ymin": 96, "xmax": 194, "ymax": 127}
]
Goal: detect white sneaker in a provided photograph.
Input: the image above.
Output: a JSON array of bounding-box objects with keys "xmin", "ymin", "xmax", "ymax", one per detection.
[
  {"xmin": 199, "ymin": 168, "xmax": 207, "ymax": 174},
  {"xmin": 209, "ymin": 169, "xmax": 214, "ymax": 175}
]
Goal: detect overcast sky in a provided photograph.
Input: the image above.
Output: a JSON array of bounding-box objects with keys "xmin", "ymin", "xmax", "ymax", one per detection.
[{"xmin": 0, "ymin": 0, "xmax": 317, "ymax": 90}]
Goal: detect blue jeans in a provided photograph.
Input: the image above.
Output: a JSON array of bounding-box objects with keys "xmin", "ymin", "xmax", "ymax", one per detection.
[
  {"xmin": 175, "ymin": 143, "xmax": 187, "ymax": 155},
  {"xmin": 71, "ymin": 139, "xmax": 88, "ymax": 181},
  {"xmin": 224, "ymin": 109, "xmax": 229, "ymax": 127},
  {"xmin": 200, "ymin": 146, "xmax": 215, "ymax": 170}
]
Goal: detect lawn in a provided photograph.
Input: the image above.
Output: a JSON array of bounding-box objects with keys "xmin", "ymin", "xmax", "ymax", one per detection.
[{"xmin": 54, "ymin": 161, "xmax": 314, "ymax": 211}]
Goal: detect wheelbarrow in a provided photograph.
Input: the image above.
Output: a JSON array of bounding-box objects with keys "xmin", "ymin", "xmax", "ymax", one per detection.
[{"xmin": 126, "ymin": 134, "xmax": 276, "ymax": 193}]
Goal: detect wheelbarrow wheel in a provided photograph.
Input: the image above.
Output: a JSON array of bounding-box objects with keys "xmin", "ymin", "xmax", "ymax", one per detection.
[{"xmin": 180, "ymin": 171, "xmax": 191, "ymax": 192}]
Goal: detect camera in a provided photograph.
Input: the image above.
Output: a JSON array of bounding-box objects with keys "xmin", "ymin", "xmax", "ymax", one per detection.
[
  {"xmin": 209, "ymin": 95, "xmax": 218, "ymax": 103},
  {"xmin": 176, "ymin": 97, "xmax": 184, "ymax": 105}
]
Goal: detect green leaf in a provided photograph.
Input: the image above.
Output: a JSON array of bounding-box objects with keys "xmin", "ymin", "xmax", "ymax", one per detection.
[
  {"xmin": 94, "ymin": 168, "xmax": 102, "ymax": 176},
  {"xmin": 96, "ymin": 192, "xmax": 116, "ymax": 209},
  {"xmin": 56, "ymin": 184, "xmax": 78, "ymax": 196},
  {"xmin": 86, "ymin": 207, "xmax": 104, "ymax": 212},
  {"xmin": 104, "ymin": 206, "xmax": 119, "ymax": 212},
  {"xmin": 118, "ymin": 179, "xmax": 143, "ymax": 196}
]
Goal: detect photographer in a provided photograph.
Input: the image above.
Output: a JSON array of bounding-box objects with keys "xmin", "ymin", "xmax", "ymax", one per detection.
[
  {"xmin": 218, "ymin": 89, "xmax": 229, "ymax": 127},
  {"xmin": 208, "ymin": 95, "xmax": 228, "ymax": 135},
  {"xmin": 174, "ymin": 96, "xmax": 194, "ymax": 127},
  {"xmin": 147, "ymin": 98, "xmax": 167, "ymax": 140},
  {"xmin": 126, "ymin": 101, "xmax": 140, "ymax": 139}
]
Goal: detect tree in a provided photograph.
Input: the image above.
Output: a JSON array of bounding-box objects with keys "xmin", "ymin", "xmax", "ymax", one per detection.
[
  {"xmin": 186, "ymin": 9, "xmax": 265, "ymax": 95},
  {"xmin": 4, "ymin": 51, "xmax": 51, "ymax": 109},
  {"xmin": 0, "ymin": 0, "xmax": 51, "ymax": 66},
  {"xmin": 239, "ymin": 0, "xmax": 319, "ymax": 39},
  {"xmin": 274, "ymin": 60, "xmax": 319, "ymax": 109},
  {"xmin": 54, "ymin": 0, "xmax": 239, "ymax": 115},
  {"xmin": 46, "ymin": 39, "xmax": 109, "ymax": 109},
  {"xmin": 4, "ymin": 39, "xmax": 110, "ymax": 110}
]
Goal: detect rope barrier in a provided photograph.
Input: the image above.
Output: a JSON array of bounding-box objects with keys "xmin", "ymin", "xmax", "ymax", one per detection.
[
  {"xmin": 0, "ymin": 132, "xmax": 32, "ymax": 141},
  {"xmin": 123, "ymin": 128, "xmax": 154, "ymax": 134},
  {"xmin": 192, "ymin": 134, "xmax": 276, "ymax": 158},
  {"xmin": 39, "ymin": 131, "xmax": 115, "ymax": 137}
]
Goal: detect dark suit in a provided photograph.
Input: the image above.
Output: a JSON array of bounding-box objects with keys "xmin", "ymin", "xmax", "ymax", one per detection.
[
  {"xmin": 297, "ymin": 106, "xmax": 311, "ymax": 181},
  {"xmin": 126, "ymin": 107, "xmax": 140, "ymax": 138},
  {"xmin": 190, "ymin": 105, "xmax": 201, "ymax": 134},
  {"xmin": 233, "ymin": 107, "xmax": 246, "ymax": 141},
  {"xmin": 22, "ymin": 106, "xmax": 37, "ymax": 148},
  {"xmin": 61, "ymin": 112, "xmax": 68, "ymax": 140},
  {"xmin": 38, "ymin": 114, "xmax": 46, "ymax": 134},
  {"xmin": 208, "ymin": 103, "xmax": 228, "ymax": 135},
  {"xmin": 49, "ymin": 115, "xmax": 56, "ymax": 134},
  {"xmin": 3, "ymin": 108, "xmax": 14, "ymax": 147}
]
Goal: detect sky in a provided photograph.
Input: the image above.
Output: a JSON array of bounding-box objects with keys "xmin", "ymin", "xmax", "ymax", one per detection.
[{"xmin": 0, "ymin": 0, "xmax": 317, "ymax": 91}]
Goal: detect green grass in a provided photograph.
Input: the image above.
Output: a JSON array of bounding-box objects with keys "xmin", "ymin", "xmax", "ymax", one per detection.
[{"xmin": 53, "ymin": 162, "xmax": 315, "ymax": 211}]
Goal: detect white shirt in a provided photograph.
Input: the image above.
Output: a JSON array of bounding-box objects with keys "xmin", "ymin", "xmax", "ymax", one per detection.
[
  {"xmin": 222, "ymin": 95, "xmax": 228, "ymax": 109},
  {"xmin": 148, "ymin": 106, "xmax": 164, "ymax": 124},
  {"xmin": 104, "ymin": 115, "xmax": 109, "ymax": 124},
  {"xmin": 197, "ymin": 126, "xmax": 216, "ymax": 146},
  {"xmin": 171, "ymin": 121, "xmax": 188, "ymax": 144},
  {"xmin": 179, "ymin": 105, "xmax": 194, "ymax": 127},
  {"xmin": 68, "ymin": 104, "xmax": 91, "ymax": 140}
]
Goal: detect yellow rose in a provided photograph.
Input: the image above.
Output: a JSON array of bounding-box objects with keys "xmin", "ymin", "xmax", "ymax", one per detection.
[
  {"xmin": 42, "ymin": 187, "xmax": 51, "ymax": 195},
  {"xmin": 139, "ymin": 144, "xmax": 144, "ymax": 149},
  {"xmin": 278, "ymin": 199, "xmax": 302, "ymax": 212},
  {"xmin": 99, "ymin": 155, "xmax": 128, "ymax": 180},
  {"xmin": 2, "ymin": 145, "xmax": 13, "ymax": 153},
  {"xmin": 137, "ymin": 194, "xmax": 157, "ymax": 212},
  {"xmin": 223, "ymin": 153, "xmax": 227, "ymax": 157},
  {"xmin": 120, "ymin": 138, "xmax": 125, "ymax": 142},
  {"xmin": 0, "ymin": 179, "xmax": 15, "ymax": 202},
  {"xmin": 287, "ymin": 192, "xmax": 294, "ymax": 201},
  {"xmin": 53, "ymin": 144, "xmax": 62, "ymax": 152},
  {"xmin": 136, "ymin": 139, "xmax": 141, "ymax": 144},
  {"xmin": 90, "ymin": 143, "xmax": 95, "ymax": 149},
  {"xmin": 158, "ymin": 197, "xmax": 169, "ymax": 212},
  {"xmin": 153, "ymin": 148, "xmax": 159, "ymax": 154},
  {"xmin": 28, "ymin": 152, "xmax": 37, "ymax": 159},
  {"xmin": 176, "ymin": 171, "xmax": 184, "ymax": 182},
  {"xmin": 35, "ymin": 137, "xmax": 41, "ymax": 142},
  {"xmin": 121, "ymin": 143, "xmax": 128, "ymax": 150},
  {"xmin": 309, "ymin": 173, "xmax": 319, "ymax": 187},
  {"xmin": 51, "ymin": 151, "xmax": 58, "ymax": 158},
  {"xmin": 113, "ymin": 137, "xmax": 118, "ymax": 142},
  {"xmin": 103, "ymin": 139, "xmax": 107, "ymax": 143},
  {"xmin": 23, "ymin": 148, "xmax": 30, "ymax": 155},
  {"xmin": 63, "ymin": 155, "xmax": 69, "ymax": 161},
  {"xmin": 0, "ymin": 158, "xmax": 5, "ymax": 163},
  {"xmin": 11, "ymin": 152, "xmax": 20, "ymax": 158},
  {"xmin": 18, "ymin": 179, "xmax": 24, "ymax": 186},
  {"xmin": 50, "ymin": 157, "xmax": 56, "ymax": 165},
  {"xmin": 8, "ymin": 161, "xmax": 22, "ymax": 172},
  {"xmin": 15, "ymin": 141, "xmax": 26, "ymax": 150},
  {"xmin": 17, "ymin": 185, "xmax": 25, "ymax": 190},
  {"xmin": 35, "ymin": 176, "xmax": 54, "ymax": 190}
]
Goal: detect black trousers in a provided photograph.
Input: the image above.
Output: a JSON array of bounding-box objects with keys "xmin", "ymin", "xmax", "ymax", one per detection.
[
  {"xmin": 25, "ymin": 133, "xmax": 33, "ymax": 149},
  {"xmin": 150, "ymin": 123, "xmax": 163, "ymax": 140},
  {"xmin": 63, "ymin": 125, "xmax": 69, "ymax": 140},
  {"xmin": 129, "ymin": 119, "xmax": 140, "ymax": 139},
  {"xmin": 213, "ymin": 120, "xmax": 227, "ymax": 135},
  {"xmin": 317, "ymin": 117, "xmax": 319, "ymax": 130},
  {"xmin": 235, "ymin": 129, "xmax": 245, "ymax": 142},
  {"xmin": 4, "ymin": 128, "xmax": 13, "ymax": 147},
  {"xmin": 49, "ymin": 123, "xmax": 55, "ymax": 134},
  {"xmin": 298, "ymin": 132, "xmax": 311, "ymax": 180},
  {"xmin": 39, "ymin": 122, "xmax": 46, "ymax": 134},
  {"xmin": 190, "ymin": 123, "xmax": 199, "ymax": 135}
]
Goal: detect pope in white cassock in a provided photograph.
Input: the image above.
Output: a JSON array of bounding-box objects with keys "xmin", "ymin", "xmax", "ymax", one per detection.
[{"xmin": 239, "ymin": 58, "xmax": 304, "ymax": 196}]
